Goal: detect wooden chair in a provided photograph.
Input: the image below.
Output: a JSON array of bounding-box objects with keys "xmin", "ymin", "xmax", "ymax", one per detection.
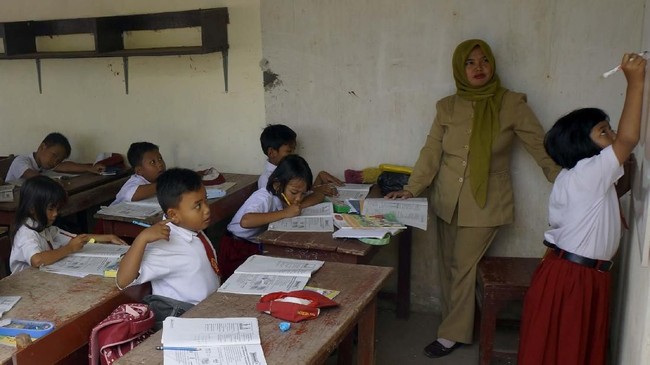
[{"xmin": 475, "ymin": 256, "xmax": 540, "ymax": 365}]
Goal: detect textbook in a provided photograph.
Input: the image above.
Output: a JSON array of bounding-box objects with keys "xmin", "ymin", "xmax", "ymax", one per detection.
[
  {"xmin": 268, "ymin": 202, "xmax": 334, "ymax": 232},
  {"xmin": 332, "ymin": 213, "xmax": 406, "ymax": 236},
  {"xmin": 327, "ymin": 183, "xmax": 372, "ymax": 213},
  {"xmin": 361, "ymin": 197, "xmax": 429, "ymax": 230},
  {"xmin": 0, "ymin": 184, "xmax": 14, "ymax": 203},
  {"xmin": 40, "ymin": 243, "xmax": 129, "ymax": 277},
  {"xmin": 161, "ymin": 317, "xmax": 267, "ymax": 365},
  {"xmin": 218, "ymin": 255, "xmax": 324, "ymax": 295},
  {"xmin": 96, "ymin": 200, "xmax": 162, "ymax": 219}
]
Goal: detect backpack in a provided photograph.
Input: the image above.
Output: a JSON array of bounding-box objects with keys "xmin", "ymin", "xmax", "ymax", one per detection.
[{"xmin": 88, "ymin": 303, "xmax": 155, "ymax": 365}]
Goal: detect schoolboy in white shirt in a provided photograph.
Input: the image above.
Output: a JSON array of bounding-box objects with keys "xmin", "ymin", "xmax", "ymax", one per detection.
[
  {"xmin": 116, "ymin": 168, "xmax": 220, "ymax": 324},
  {"xmin": 111, "ymin": 142, "xmax": 166, "ymax": 205}
]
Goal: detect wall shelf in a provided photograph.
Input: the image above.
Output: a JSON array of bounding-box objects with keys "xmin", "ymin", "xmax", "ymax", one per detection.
[{"xmin": 0, "ymin": 8, "xmax": 230, "ymax": 93}]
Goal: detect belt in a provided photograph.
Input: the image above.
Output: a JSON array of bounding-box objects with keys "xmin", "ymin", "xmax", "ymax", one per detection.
[{"xmin": 543, "ymin": 240, "xmax": 613, "ymax": 272}]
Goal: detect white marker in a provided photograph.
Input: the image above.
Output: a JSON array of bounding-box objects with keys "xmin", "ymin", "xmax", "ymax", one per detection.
[{"xmin": 602, "ymin": 51, "xmax": 648, "ymax": 78}]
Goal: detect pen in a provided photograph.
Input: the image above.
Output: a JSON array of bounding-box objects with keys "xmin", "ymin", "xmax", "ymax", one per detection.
[
  {"xmin": 602, "ymin": 51, "xmax": 648, "ymax": 78},
  {"xmin": 155, "ymin": 346, "xmax": 200, "ymax": 351},
  {"xmin": 281, "ymin": 193, "xmax": 291, "ymax": 206},
  {"xmin": 131, "ymin": 220, "xmax": 151, "ymax": 228}
]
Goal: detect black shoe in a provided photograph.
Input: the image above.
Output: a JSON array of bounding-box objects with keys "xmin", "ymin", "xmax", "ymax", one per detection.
[{"xmin": 423, "ymin": 340, "xmax": 462, "ymax": 358}]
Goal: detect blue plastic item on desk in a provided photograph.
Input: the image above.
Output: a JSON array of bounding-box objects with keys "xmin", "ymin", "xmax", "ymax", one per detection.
[{"xmin": 0, "ymin": 319, "xmax": 55, "ymax": 338}]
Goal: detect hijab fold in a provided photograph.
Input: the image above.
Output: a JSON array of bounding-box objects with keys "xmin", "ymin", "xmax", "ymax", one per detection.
[{"xmin": 452, "ymin": 39, "xmax": 507, "ymax": 208}]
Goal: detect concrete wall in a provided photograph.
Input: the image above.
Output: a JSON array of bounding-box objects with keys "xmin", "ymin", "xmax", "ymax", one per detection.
[{"xmin": 0, "ymin": 0, "xmax": 266, "ymax": 174}]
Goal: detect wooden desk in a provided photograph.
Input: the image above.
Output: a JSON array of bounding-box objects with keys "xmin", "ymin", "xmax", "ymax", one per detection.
[
  {"xmin": 0, "ymin": 170, "xmax": 131, "ymax": 238},
  {"xmin": 95, "ymin": 173, "xmax": 258, "ymax": 238},
  {"xmin": 258, "ymin": 227, "xmax": 412, "ymax": 319},
  {"xmin": 115, "ymin": 262, "xmax": 392, "ymax": 365},
  {"xmin": 0, "ymin": 269, "xmax": 149, "ymax": 365}
]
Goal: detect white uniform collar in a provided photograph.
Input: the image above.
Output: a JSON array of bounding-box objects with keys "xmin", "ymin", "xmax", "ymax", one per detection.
[{"xmin": 168, "ymin": 221, "xmax": 199, "ymax": 243}]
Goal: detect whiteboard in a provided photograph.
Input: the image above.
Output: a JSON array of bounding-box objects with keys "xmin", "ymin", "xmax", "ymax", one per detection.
[{"xmin": 631, "ymin": 71, "xmax": 650, "ymax": 266}]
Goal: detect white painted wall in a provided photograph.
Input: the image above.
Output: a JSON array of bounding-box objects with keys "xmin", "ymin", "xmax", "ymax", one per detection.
[{"xmin": 0, "ymin": 0, "xmax": 266, "ymax": 174}]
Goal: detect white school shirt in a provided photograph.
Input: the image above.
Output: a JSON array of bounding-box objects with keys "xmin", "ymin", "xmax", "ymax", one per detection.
[
  {"xmin": 127, "ymin": 223, "xmax": 220, "ymax": 305},
  {"xmin": 5, "ymin": 154, "xmax": 41, "ymax": 182},
  {"xmin": 544, "ymin": 145, "xmax": 623, "ymax": 260},
  {"xmin": 111, "ymin": 174, "xmax": 151, "ymax": 206},
  {"xmin": 227, "ymin": 187, "xmax": 284, "ymax": 241},
  {"xmin": 257, "ymin": 161, "xmax": 277, "ymax": 190},
  {"xmin": 10, "ymin": 219, "xmax": 75, "ymax": 274}
]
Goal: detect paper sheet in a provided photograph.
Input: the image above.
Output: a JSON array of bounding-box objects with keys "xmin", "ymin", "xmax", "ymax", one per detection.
[
  {"xmin": 0, "ymin": 297, "xmax": 20, "ymax": 319},
  {"xmin": 361, "ymin": 197, "xmax": 429, "ymax": 230}
]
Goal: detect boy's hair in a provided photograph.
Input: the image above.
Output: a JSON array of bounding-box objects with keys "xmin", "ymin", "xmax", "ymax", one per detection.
[
  {"xmin": 266, "ymin": 154, "xmax": 313, "ymax": 195},
  {"xmin": 127, "ymin": 142, "xmax": 160, "ymax": 168},
  {"xmin": 260, "ymin": 124, "xmax": 297, "ymax": 155},
  {"xmin": 544, "ymin": 108, "xmax": 610, "ymax": 169},
  {"xmin": 42, "ymin": 132, "xmax": 72, "ymax": 158},
  {"xmin": 156, "ymin": 168, "xmax": 203, "ymax": 212},
  {"xmin": 14, "ymin": 175, "xmax": 67, "ymax": 234}
]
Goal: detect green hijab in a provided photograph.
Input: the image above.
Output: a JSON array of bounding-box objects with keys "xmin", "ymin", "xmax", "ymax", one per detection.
[{"xmin": 452, "ymin": 39, "xmax": 507, "ymax": 208}]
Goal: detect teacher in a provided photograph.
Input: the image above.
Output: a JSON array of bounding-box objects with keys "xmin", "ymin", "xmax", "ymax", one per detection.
[{"xmin": 387, "ymin": 39, "xmax": 560, "ymax": 358}]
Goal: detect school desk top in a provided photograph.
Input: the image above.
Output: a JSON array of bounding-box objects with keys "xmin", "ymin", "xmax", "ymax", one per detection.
[
  {"xmin": 0, "ymin": 268, "xmax": 149, "ymax": 365},
  {"xmin": 115, "ymin": 261, "xmax": 392, "ymax": 365},
  {"xmin": 0, "ymin": 170, "xmax": 132, "ymax": 238},
  {"xmin": 95, "ymin": 173, "xmax": 258, "ymax": 238}
]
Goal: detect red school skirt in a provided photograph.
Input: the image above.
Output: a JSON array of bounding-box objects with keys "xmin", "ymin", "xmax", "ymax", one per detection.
[
  {"xmin": 217, "ymin": 234, "xmax": 262, "ymax": 281},
  {"xmin": 517, "ymin": 251, "xmax": 611, "ymax": 365}
]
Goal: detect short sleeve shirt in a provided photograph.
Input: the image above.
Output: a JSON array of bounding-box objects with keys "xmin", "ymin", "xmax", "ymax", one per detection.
[
  {"xmin": 544, "ymin": 145, "xmax": 623, "ymax": 260},
  {"xmin": 111, "ymin": 174, "xmax": 151, "ymax": 205},
  {"xmin": 10, "ymin": 220, "xmax": 74, "ymax": 273},
  {"xmin": 6, "ymin": 154, "xmax": 40, "ymax": 182},
  {"xmin": 227, "ymin": 187, "xmax": 283, "ymax": 241},
  {"xmin": 128, "ymin": 223, "xmax": 220, "ymax": 304},
  {"xmin": 257, "ymin": 161, "xmax": 277, "ymax": 190}
]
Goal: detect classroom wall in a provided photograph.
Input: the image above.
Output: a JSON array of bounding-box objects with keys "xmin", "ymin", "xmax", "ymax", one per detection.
[
  {"xmin": 0, "ymin": 0, "xmax": 266, "ymax": 174},
  {"xmin": 260, "ymin": 0, "xmax": 646, "ymax": 311},
  {"xmin": 612, "ymin": 2, "xmax": 650, "ymax": 362}
]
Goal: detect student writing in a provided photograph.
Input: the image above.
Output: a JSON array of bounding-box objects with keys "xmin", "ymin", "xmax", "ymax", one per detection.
[
  {"xmin": 258, "ymin": 124, "xmax": 343, "ymax": 198},
  {"xmin": 111, "ymin": 142, "xmax": 166, "ymax": 205},
  {"xmin": 219, "ymin": 154, "xmax": 319, "ymax": 280},
  {"xmin": 5, "ymin": 132, "xmax": 105, "ymax": 182},
  {"xmin": 116, "ymin": 168, "xmax": 220, "ymax": 326},
  {"xmin": 517, "ymin": 53, "xmax": 646, "ymax": 365},
  {"xmin": 10, "ymin": 175, "xmax": 126, "ymax": 274}
]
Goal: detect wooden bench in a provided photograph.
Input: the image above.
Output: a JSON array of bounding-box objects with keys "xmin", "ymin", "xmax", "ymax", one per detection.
[{"xmin": 475, "ymin": 256, "xmax": 540, "ymax": 365}]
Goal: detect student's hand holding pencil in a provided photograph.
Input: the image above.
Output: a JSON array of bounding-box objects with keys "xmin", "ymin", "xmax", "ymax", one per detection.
[
  {"xmin": 67, "ymin": 233, "xmax": 90, "ymax": 253},
  {"xmin": 87, "ymin": 163, "xmax": 106, "ymax": 174}
]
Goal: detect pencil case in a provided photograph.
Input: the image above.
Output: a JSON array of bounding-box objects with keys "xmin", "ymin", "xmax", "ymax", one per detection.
[{"xmin": 0, "ymin": 319, "xmax": 55, "ymax": 338}]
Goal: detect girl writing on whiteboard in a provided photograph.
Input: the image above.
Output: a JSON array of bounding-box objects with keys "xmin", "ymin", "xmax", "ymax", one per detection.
[
  {"xmin": 218, "ymin": 154, "xmax": 324, "ymax": 280},
  {"xmin": 518, "ymin": 53, "xmax": 646, "ymax": 365},
  {"xmin": 9, "ymin": 175, "xmax": 125, "ymax": 273}
]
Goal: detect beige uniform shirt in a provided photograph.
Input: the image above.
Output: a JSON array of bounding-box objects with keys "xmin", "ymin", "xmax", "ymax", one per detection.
[{"xmin": 404, "ymin": 91, "xmax": 560, "ymax": 227}]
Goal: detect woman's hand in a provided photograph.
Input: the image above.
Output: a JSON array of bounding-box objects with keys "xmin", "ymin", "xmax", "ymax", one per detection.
[
  {"xmin": 385, "ymin": 190, "xmax": 414, "ymax": 199},
  {"xmin": 88, "ymin": 163, "xmax": 106, "ymax": 174}
]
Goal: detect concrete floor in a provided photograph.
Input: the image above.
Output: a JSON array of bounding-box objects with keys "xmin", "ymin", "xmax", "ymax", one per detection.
[{"xmin": 326, "ymin": 300, "xmax": 520, "ymax": 365}]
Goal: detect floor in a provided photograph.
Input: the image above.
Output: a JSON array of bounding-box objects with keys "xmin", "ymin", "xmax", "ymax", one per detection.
[{"xmin": 326, "ymin": 300, "xmax": 520, "ymax": 365}]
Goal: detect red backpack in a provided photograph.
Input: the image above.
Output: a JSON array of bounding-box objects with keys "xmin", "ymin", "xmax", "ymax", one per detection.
[{"xmin": 88, "ymin": 303, "xmax": 155, "ymax": 365}]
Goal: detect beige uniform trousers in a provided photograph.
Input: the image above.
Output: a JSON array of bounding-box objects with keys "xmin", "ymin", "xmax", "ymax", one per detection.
[{"xmin": 436, "ymin": 209, "xmax": 499, "ymax": 344}]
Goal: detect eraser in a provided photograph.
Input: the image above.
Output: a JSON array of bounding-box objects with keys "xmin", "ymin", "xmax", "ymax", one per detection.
[
  {"xmin": 88, "ymin": 238, "xmax": 96, "ymax": 244},
  {"xmin": 279, "ymin": 322, "xmax": 291, "ymax": 332}
]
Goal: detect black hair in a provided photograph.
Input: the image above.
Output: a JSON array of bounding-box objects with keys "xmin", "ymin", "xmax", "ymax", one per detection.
[
  {"xmin": 266, "ymin": 154, "xmax": 313, "ymax": 196},
  {"xmin": 127, "ymin": 142, "xmax": 160, "ymax": 168},
  {"xmin": 544, "ymin": 108, "xmax": 610, "ymax": 169},
  {"xmin": 156, "ymin": 168, "xmax": 203, "ymax": 212},
  {"xmin": 42, "ymin": 132, "xmax": 71, "ymax": 158},
  {"xmin": 260, "ymin": 124, "xmax": 297, "ymax": 155},
  {"xmin": 14, "ymin": 175, "xmax": 67, "ymax": 235}
]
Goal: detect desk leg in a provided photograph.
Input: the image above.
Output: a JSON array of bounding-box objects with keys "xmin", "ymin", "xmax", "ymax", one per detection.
[
  {"xmin": 396, "ymin": 227, "xmax": 412, "ymax": 319},
  {"xmin": 337, "ymin": 329, "xmax": 354, "ymax": 365},
  {"xmin": 100, "ymin": 219, "xmax": 115, "ymax": 235},
  {"xmin": 357, "ymin": 297, "xmax": 377, "ymax": 365}
]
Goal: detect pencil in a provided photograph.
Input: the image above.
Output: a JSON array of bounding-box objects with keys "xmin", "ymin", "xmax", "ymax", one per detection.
[
  {"xmin": 131, "ymin": 220, "xmax": 152, "ymax": 228},
  {"xmin": 281, "ymin": 193, "xmax": 291, "ymax": 206},
  {"xmin": 155, "ymin": 346, "xmax": 199, "ymax": 351}
]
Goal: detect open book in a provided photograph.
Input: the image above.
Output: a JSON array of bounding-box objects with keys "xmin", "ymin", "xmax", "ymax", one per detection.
[
  {"xmin": 327, "ymin": 183, "xmax": 372, "ymax": 213},
  {"xmin": 332, "ymin": 213, "xmax": 406, "ymax": 239},
  {"xmin": 268, "ymin": 202, "xmax": 334, "ymax": 232},
  {"xmin": 41, "ymin": 243, "xmax": 129, "ymax": 277},
  {"xmin": 361, "ymin": 197, "xmax": 429, "ymax": 230},
  {"xmin": 218, "ymin": 255, "xmax": 324, "ymax": 295},
  {"xmin": 96, "ymin": 199, "xmax": 162, "ymax": 219},
  {"xmin": 161, "ymin": 317, "xmax": 267, "ymax": 365}
]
